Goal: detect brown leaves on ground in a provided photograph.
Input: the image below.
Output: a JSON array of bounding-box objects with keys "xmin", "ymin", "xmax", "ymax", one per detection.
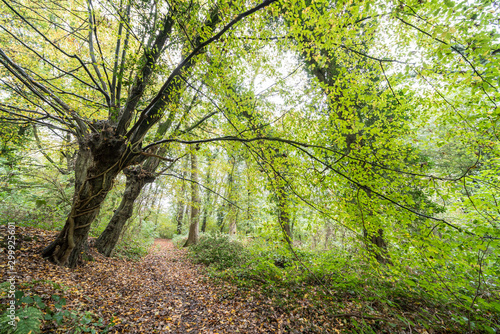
[{"xmin": 0, "ymin": 226, "xmax": 291, "ymax": 333}]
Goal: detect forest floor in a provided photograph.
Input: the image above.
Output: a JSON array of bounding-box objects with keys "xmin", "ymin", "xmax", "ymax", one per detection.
[{"xmin": 0, "ymin": 226, "xmax": 310, "ymax": 333}]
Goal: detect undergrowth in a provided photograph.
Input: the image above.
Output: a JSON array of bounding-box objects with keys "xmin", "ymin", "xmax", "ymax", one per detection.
[
  {"xmin": 0, "ymin": 281, "xmax": 112, "ymax": 333},
  {"xmin": 112, "ymin": 220, "xmax": 158, "ymax": 260},
  {"xmin": 189, "ymin": 238, "xmax": 500, "ymax": 333},
  {"xmin": 187, "ymin": 232, "xmax": 248, "ymax": 270}
]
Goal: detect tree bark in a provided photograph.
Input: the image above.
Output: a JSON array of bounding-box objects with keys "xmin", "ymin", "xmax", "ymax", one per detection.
[
  {"xmin": 175, "ymin": 167, "xmax": 187, "ymax": 234},
  {"xmin": 276, "ymin": 182, "xmax": 292, "ymax": 244},
  {"xmin": 228, "ymin": 211, "xmax": 237, "ymax": 236},
  {"xmin": 42, "ymin": 123, "xmax": 127, "ymax": 267},
  {"xmin": 200, "ymin": 159, "xmax": 212, "ymax": 233},
  {"xmin": 363, "ymin": 228, "xmax": 391, "ymax": 265},
  {"xmin": 217, "ymin": 203, "xmax": 226, "ymax": 233},
  {"xmin": 95, "ymin": 165, "xmax": 155, "ymax": 256},
  {"xmin": 184, "ymin": 151, "xmax": 200, "ymax": 246}
]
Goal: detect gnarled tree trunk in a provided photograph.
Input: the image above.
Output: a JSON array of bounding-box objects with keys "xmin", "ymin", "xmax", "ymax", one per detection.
[{"xmin": 42, "ymin": 124, "xmax": 127, "ymax": 268}]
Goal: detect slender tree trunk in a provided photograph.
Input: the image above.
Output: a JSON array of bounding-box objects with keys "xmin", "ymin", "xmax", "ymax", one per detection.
[
  {"xmin": 200, "ymin": 162, "xmax": 212, "ymax": 233},
  {"xmin": 175, "ymin": 202, "xmax": 186, "ymax": 234},
  {"xmin": 95, "ymin": 165, "xmax": 155, "ymax": 256},
  {"xmin": 201, "ymin": 212, "xmax": 208, "ymax": 233},
  {"xmin": 175, "ymin": 165, "xmax": 187, "ymax": 234},
  {"xmin": 228, "ymin": 210, "xmax": 237, "ymax": 236},
  {"xmin": 184, "ymin": 151, "xmax": 200, "ymax": 246},
  {"xmin": 277, "ymin": 193, "xmax": 292, "ymax": 244},
  {"xmin": 42, "ymin": 125, "xmax": 127, "ymax": 267},
  {"xmin": 274, "ymin": 172, "xmax": 292, "ymax": 244},
  {"xmin": 363, "ymin": 228, "xmax": 391, "ymax": 265},
  {"xmin": 324, "ymin": 224, "xmax": 333, "ymax": 250},
  {"xmin": 366, "ymin": 187, "xmax": 391, "ymax": 264},
  {"xmin": 217, "ymin": 203, "xmax": 226, "ymax": 232}
]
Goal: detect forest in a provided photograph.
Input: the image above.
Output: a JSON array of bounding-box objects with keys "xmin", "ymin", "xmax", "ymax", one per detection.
[{"xmin": 0, "ymin": 0, "xmax": 499, "ymax": 332}]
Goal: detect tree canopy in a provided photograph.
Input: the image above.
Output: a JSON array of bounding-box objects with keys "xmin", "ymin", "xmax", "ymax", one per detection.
[{"xmin": 0, "ymin": 0, "xmax": 499, "ymax": 331}]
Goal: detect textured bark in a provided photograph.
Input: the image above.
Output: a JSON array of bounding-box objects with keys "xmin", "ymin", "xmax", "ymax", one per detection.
[
  {"xmin": 363, "ymin": 228, "xmax": 391, "ymax": 265},
  {"xmin": 228, "ymin": 214, "xmax": 237, "ymax": 236},
  {"xmin": 276, "ymin": 185, "xmax": 292, "ymax": 244},
  {"xmin": 184, "ymin": 152, "xmax": 200, "ymax": 247},
  {"xmin": 95, "ymin": 166, "xmax": 155, "ymax": 256},
  {"xmin": 200, "ymin": 162, "xmax": 212, "ymax": 233},
  {"xmin": 42, "ymin": 123, "xmax": 127, "ymax": 268},
  {"xmin": 175, "ymin": 168, "xmax": 187, "ymax": 234},
  {"xmin": 217, "ymin": 204, "xmax": 226, "ymax": 233}
]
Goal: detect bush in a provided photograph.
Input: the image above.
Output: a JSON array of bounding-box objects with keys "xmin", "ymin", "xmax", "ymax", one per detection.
[
  {"xmin": 113, "ymin": 220, "xmax": 159, "ymax": 260},
  {"xmin": 113, "ymin": 240, "xmax": 149, "ymax": 260},
  {"xmin": 0, "ymin": 284, "xmax": 110, "ymax": 334},
  {"xmin": 188, "ymin": 233, "xmax": 248, "ymax": 270},
  {"xmin": 171, "ymin": 233, "xmax": 188, "ymax": 248},
  {"xmin": 157, "ymin": 223, "xmax": 177, "ymax": 239}
]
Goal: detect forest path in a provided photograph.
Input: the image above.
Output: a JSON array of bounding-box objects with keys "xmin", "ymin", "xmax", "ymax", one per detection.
[
  {"xmin": 141, "ymin": 238, "xmax": 281, "ymax": 333},
  {"xmin": 0, "ymin": 226, "xmax": 284, "ymax": 334}
]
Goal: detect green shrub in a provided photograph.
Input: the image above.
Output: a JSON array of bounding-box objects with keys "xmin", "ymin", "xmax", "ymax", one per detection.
[
  {"xmin": 0, "ymin": 287, "xmax": 110, "ymax": 334},
  {"xmin": 157, "ymin": 223, "xmax": 177, "ymax": 239},
  {"xmin": 113, "ymin": 219, "xmax": 159, "ymax": 260},
  {"xmin": 0, "ymin": 306, "xmax": 42, "ymax": 334},
  {"xmin": 171, "ymin": 233, "xmax": 188, "ymax": 248},
  {"xmin": 113, "ymin": 239, "xmax": 149, "ymax": 260},
  {"xmin": 188, "ymin": 233, "xmax": 248, "ymax": 270}
]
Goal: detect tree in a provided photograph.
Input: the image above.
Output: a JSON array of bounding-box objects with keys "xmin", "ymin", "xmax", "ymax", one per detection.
[
  {"xmin": 95, "ymin": 91, "xmax": 201, "ymax": 255},
  {"xmin": 200, "ymin": 153, "xmax": 215, "ymax": 233},
  {"xmin": 0, "ymin": 0, "xmax": 277, "ymax": 267},
  {"xmin": 1, "ymin": 0, "xmax": 498, "ymax": 273},
  {"xmin": 174, "ymin": 159, "xmax": 189, "ymax": 235},
  {"xmin": 184, "ymin": 149, "xmax": 200, "ymax": 246}
]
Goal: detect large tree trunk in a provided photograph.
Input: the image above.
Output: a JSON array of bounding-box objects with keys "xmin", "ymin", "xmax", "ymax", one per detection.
[
  {"xmin": 95, "ymin": 165, "xmax": 155, "ymax": 256},
  {"xmin": 95, "ymin": 142, "xmax": 164, "ymax": 256},
  {"xmin": 42, "ymin": 124, "xmax": 128, "ymax": 268},
  {"xmin": 184, "ymin": 151, "xmax": 200, "ymax": 247}
]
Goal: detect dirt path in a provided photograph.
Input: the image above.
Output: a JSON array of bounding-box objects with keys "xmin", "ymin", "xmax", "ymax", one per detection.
[
  {"xmin": 139, "ymin": 239, "xmax": 280, "ymax": 333},
  {"xmin": 0, "ymin": 227, "xmax": 284, "ymax": 333}
]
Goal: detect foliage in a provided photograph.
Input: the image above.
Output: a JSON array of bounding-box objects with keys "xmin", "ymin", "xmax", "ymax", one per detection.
[
  {"xmin": 0, "ymin": 0, "xmax": 499, "ymax": 330},
  {"xmin": 202, "ymin": 239, "xmax": 500, "ymax": 333},
  {"xmin": 0, "ymin": 305, "xmax": 42, "ymax": 334},
  {"xmin": 0, "ymin": 146, "xmax": 72, "ymax": 230},
  {"xmin": 0, "ymin": 282, "xmax": 109, "ymax": 334},
  {"xmin": 171, "ymin": 233, "xmax": 188, "ymax": 248},
  {"xmin": 188, "ymin": 232, "xmax": 248, "ymax": 269},
  {"xmin": 112, "ymin": 240, "xmax": 150, "ymax": 261},
  {"xmin": 112, "ymin": 222, "xmax": 157, "ymax": 260},
  {"xmin": 157, "ymin": 221, "xmax": 177, "ymax": 239}
]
